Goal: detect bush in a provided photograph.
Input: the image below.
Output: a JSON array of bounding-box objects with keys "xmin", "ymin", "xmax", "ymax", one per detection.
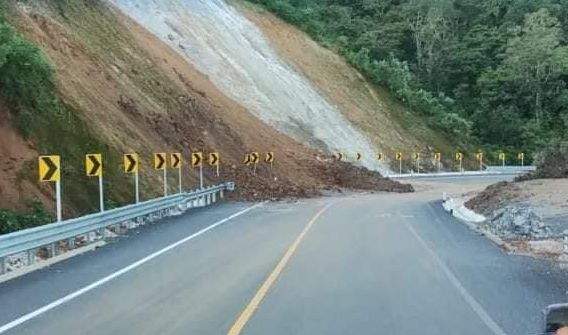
[
  {"xmin": 0, "ymin": 19, "xmax": 57, "ymax": 137},
  {"xmin": 0, "ymin": 202, "xmax": 53, "ymax": 235},
  {"xmin": 533, "ymin": 140, "xmax": 568, "ymax": 178}
]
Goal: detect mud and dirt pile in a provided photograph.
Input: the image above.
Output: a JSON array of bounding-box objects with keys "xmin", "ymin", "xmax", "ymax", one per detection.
[
  {"xmin": 465, "ymin": 181, "xmax": 520, "ymax": 217},
  {"xmin": 466, "ymin": 178, "xmax": 568, "ymax": 242},
  {"xmin": 222, "ymin": 158, "xmax": 413, "ymax": 201}
]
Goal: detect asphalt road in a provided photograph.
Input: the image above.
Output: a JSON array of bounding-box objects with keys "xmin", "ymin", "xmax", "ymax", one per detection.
[{"xmin": 0, "ymin": 176, "xmax": 566, "ymax": 334}]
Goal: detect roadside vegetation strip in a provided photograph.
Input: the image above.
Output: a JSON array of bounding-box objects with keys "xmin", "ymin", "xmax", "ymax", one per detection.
[
  {"xmin": 0, "ymin": 202, "xmax": 265, "ymax": 334},
  {"xmin": 228, "ymin": 202, "xmax": 335, "ymax": 335}
]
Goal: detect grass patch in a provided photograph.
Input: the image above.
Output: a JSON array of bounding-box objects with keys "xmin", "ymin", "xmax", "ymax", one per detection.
[{"xmin": 0, "ymin": 202, "xmax": 52, "ymax": 235}]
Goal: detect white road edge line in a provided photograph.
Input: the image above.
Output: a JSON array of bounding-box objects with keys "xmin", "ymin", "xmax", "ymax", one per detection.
[
  {"xmin": 404, "ymin": 222, "xmax": 508, "ymax": 335},
  {"xmin": 0, "ymin": 202, "xmax": 265, "ymax": 334}
]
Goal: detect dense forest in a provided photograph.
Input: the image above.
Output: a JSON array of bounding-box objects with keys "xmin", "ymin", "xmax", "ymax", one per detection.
[{"xmin": 246, "ymin": 0, "xmax": 568, "ymax": 154}]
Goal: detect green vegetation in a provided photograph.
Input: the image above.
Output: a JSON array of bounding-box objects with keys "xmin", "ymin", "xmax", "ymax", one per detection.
[
  {"xmin": 245, "ymin": 0, "xmax": 568, "ymax": 154},
  {"xmin": 0, "ymin": 2, "xmax": 130, "ymax": 224},
  {"xmin": 0, "ymin": 202, "xmax": 52, "ymax": 235}
]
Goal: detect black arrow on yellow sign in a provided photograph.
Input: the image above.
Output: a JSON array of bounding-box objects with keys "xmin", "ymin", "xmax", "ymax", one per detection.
[
  {"xmin": 191, "ymin": 152, "xmax": 203, "ymax": 167},
  {"xmin": 265, "ymin": 152, "xmax": 274, "ymax": 163},
  {"xmin": 243, "ymin": 154, "xmax": 251, "ymax": 165},
  {"xmin": 39, "ymin": 156, "xmax": 60, "ymax": 182},
  {"xmin": 154, "ymin": 153, "xmax": 166, "ymax": 170},
  {"xmin": 356, "ymin": 153, "xmax": 362, "ymax": 161},
  {"xmin": 171, "ymin": 153, "xmax": 181, "ymax": 169},
  {"xmin": 86, "ymin": 154, "xmax": 102, "ymax": 177},
  {"xmin": 209, "ymin": 153, "xmax": 219, "ymax": 166},
  {"xmin": 124, "ymin": 154, "xmax": 138, "ymax": 173},
  {"xmin": 251, "ymin": 152, "xmax": 260, "ymax": 164}
]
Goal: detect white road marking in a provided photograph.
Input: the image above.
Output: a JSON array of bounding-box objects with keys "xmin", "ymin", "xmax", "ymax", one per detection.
[
  {"xmin": 0, "ymin": 203, "xmax": 265, "ymax": 334},
  {"xmin": 404, "ymin": 222, "xmax": 508, "ymax": 335}
]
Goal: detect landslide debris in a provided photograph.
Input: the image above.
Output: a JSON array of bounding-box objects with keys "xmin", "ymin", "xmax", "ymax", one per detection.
[
  {"xmin": 465, "ymin": 178, "xmax": 568, "ymax": 244},
  {"xmin": 223, "ymin": 158, "xmax": 413, "ymax": 201},
  {"xmin": 0, "ymin": 0, "xmax": 412, "ymax": 226}
]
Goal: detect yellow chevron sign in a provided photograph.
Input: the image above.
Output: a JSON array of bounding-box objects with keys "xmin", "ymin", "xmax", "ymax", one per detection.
[
  {"xmin": 251, "ymin": 152, "xmax": 260, "ymax": 164},
  {"xmin": 170, "ymin": 153, "xmax": 182, "ymax": 169},
  {"xmin": 124, "ymin": 154, "xmax": 139, "ymax": 174},
  {"xmin": 154, "ymin": 153, "xmax": 166, "ymax": 170},
  {"xmin": 191, "ymin": 152, "xmax": 203, "ymax": 167},
  {"xmin": 377, "ymin": 153, "xmax": 384, "ymax": 161},
  {"xmin": 455, "ymin": 152, "xmax": 463, "ymax": 161},
  {"xmin": 243, "ymin": 154, "xmax": 252, "ymax": 165},
  {"xmin": 396, "ymin": 152, "xmax": 403, "ymax": 161},
  {"xmin": 85, "ymin": 154, "xmax": 102, "ymax": 177},
  {"xmin": 209, "ymin": 152, "xmax": 220, "ymax": 166},
  {"xmin": 434, "ymin": 152, "xmax": 441, "ymax": 161},
  {"xmin": 39, "ymin": 155, "xmax": 61, "ymax": 182},
  {"xmin": 265, "ymin": 152, "xmax": 274, "ymax": 164}
]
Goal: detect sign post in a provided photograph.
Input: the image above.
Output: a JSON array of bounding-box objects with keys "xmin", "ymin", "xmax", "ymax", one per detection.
[
  {"xmin": 191, "ymin": 152, "xmax": 203, "ymax": 189},
  {"xmin": 518, "ymin": 152, "xmax": 524, "ymax": 167},
  {"xmin": 476, "ymin": 152, "xmax": 483, "ymax": 171},
  {"xmin": 86, "ymin": 154, "xmax": 104, "ymax": 212},
  {"xmin": 39, "ymin": 155, "xmax": 61, "ymax": 222},
  {"xmin": 124, "ymin": 154, "xmax": 139, "ymax": 203},
  {"xmin": 499, "ymin": 153, "xmax": 506, "ymax": 168},
  {"xmin": 434, "ymin": 152, "xmax": 441, "ymax": 172},
  {"xmin": 455, "ymin": 152, "xmax": 463, "ymax": 173},
  {"xmin": 209, "ymin": 152, "xmax": 220, "ymax": 177},
  {"xmin": 171, "ymin": 153, "xmax": 182, "ymax": 194},
  {"xmin": 154, "ymin": 153, "xmax": 167, "ymax": 197},
  {"xmin": 251, "ymin": 152, "xmax": 260, "ymax": 175},
  {"xmin": 265, "ymin": 152, "xmax": 274, "ymax": 169},
  {"xmin": 413, "ymin": 153, "xmax": 420, "ymax": 174}
]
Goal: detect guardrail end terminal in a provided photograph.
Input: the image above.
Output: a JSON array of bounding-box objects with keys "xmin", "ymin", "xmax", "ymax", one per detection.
[{"xmin": 0, "ymin": 257, "xmax": 5, "ymax": 275}]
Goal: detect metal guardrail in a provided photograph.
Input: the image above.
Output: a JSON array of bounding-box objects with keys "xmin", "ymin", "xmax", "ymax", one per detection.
[
  {"xmin": 389, "ymin": 166, "xmax": 535, "ymax": 179},
  {"xmin": 0, "ymin": 182, "xmax": 235, "ymax": 271}
]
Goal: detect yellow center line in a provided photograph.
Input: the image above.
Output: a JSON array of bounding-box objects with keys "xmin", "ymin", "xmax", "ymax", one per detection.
[{"xmin": 227, "ymin": 202, "xmax": 335, "ymax": 335}]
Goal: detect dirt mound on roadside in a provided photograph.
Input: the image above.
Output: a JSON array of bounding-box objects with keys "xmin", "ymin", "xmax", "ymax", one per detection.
[
  {"xmin": 465, "ymin": 181, "xmax": 520, "ymax": 216},
  {"xmin": 223, "ymin": 158, "xmax": 413, "ymax": 201}
]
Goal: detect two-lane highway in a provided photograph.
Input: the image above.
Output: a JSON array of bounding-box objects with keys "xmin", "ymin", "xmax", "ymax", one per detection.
[{"xmin": 0, "ymin": 177, "xmax": 566, "ymax": 334}]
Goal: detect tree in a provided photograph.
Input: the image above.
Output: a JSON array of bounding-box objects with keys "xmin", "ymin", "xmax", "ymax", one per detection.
[{"xmin": 500, "ymin": 8, "xmax": 568, "ymax": 123}]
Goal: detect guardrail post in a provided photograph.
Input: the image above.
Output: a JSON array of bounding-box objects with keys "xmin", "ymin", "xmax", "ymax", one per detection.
[
  {"xmin": 98, "ymin": 228, "xmax": 106, "ymax": 240},
  {"xmin": 0, "ymin": 257, "xmax": 5, "ymax": 275},
  {"xmin": 212, "ymin": 192, "xmax": 217, "ymax": 203},
  {"xmin": 68, "ymin": 237, "xmax": 75, "ymax": 249},
  {"xmin": 48, "ymin": 243, "xmax": 56, "ymax": 258},
  {"xmin": 28, "ymin": 249, "xmax": 36, "ymax": 266},
  {"xmin": 220, "ymin": 189, "xmax": 224, "ymax": 199}
]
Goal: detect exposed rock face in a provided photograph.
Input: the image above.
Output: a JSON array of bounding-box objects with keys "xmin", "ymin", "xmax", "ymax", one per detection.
[{"xmin": 489, "ymin": 205, "xmax": 550, "ymax": 240}]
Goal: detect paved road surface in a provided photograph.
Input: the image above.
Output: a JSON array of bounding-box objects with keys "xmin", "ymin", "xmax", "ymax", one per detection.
[{"xmin": 0, "ymin": 176, "xmax": 566, "ymax": 334}]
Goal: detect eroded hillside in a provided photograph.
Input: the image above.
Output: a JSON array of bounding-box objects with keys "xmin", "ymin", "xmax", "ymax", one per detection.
[{"xmin": 0, "ymin": 0, "xmax": 412, "ymax": 225}]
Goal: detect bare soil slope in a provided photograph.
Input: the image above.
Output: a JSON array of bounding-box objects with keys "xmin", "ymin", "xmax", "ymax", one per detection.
[
  {"xmin": 1, "ymin": 1, "xmax": 411, "ymax": 216},
  {"xmin": 234, "ymin": 1, "xmax": 454, "ymax": 166}
]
